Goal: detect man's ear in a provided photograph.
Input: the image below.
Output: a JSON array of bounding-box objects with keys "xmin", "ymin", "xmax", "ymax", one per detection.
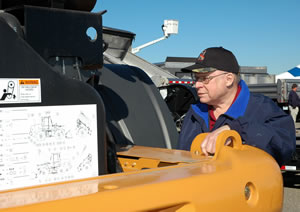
[{"xmin": 225, "ymin": 73, "xmax": 234, "ymax": 87}]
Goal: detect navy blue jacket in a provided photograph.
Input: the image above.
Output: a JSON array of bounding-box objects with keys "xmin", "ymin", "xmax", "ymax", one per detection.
[
  {"xmin": 288, "ymin": 90, "xmax": 300, "ymax": 108},
  {"xmin": 178, "ymin": 80, "xmax": 296, "ymax": 166}
]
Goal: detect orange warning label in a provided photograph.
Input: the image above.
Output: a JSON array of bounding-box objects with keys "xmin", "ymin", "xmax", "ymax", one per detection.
[{"xmin": 19, "ymin": 80, "xmax": 39, "ymax": 85}]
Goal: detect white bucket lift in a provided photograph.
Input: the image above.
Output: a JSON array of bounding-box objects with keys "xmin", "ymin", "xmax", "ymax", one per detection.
[{"xmin": 131, "ymin": 19, "xmax": 178, "ymax": 54}]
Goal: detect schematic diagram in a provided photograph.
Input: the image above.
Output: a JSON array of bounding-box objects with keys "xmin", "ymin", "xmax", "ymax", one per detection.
[
  {"xmin": 29, "ymin": 112, "xmax": 93, "ymax": 141},
  {"xmin": 0, "ymin": 104, "xmax": 98, "ymax": 191},
  {"xmin": 29, "ymin": 116, "xmax": 65, "ymax": 141},
  {"xmin": 76, "ymin": 112, "xmax": 92, "ymax": 137},
  {"xmin": 36, "ymin": 153, "xmax": 72, "ymax": 176},
  {"xmin": 77, "ymin": 154, "xmax": 92, "ymax": 172}
]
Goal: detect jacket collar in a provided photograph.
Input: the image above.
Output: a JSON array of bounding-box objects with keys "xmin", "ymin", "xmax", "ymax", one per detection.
[{"xmin": 191, "ymin": 80, "xmax": 250, "ymax": 127}]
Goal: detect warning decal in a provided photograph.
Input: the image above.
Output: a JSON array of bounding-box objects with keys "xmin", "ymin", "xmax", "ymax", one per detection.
[
  {"xmin": 0, "ymin": 78, "xmax": 41, "ymax": 104},
  {"xmin": 19, "ymin": 79, "xmax": 39, "ymax": 85}
]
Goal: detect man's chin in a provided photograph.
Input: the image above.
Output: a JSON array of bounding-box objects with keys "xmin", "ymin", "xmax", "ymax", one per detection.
[{"xmin": 199, "ymin": 98, "xmax": 210, "ymax": 104}]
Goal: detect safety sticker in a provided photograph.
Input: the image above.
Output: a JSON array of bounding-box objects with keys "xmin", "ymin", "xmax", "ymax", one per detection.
[{"xmin": 0, "ymin": 78, "xmax": 41, "ymax": 104}]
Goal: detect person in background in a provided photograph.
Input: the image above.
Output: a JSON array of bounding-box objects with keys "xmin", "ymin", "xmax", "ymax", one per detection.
[
  {"xmin": 288, "ymin": 83, "xmax": 300, "ymax": 125},
  {"xmin": 177, "ymin": 47, "xmax": 296, "ymax": 166}
]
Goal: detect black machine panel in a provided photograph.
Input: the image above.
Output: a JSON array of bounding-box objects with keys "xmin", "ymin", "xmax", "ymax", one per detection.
[
  {"xmin": 0, "ymin": 0, "xmax": 97, "ymax": 12},
  {"xmin": 95, "ymin": 64, "xmax": 179, "ymax": 149},
  {"xmin": 24, "ymin": 6, "xmax": 104, "ymax": 70}
]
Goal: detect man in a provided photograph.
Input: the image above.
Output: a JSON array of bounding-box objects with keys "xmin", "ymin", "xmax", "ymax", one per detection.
[
  {"xmin": 288, "ymin": 83, "xmax": 300, "ymax": 124},
  {"xmin": 177, "ymin": 47, "xmax": 295, "ymax": 166}
]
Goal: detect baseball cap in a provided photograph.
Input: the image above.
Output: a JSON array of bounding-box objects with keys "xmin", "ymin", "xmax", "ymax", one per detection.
[{"xmin": 182, "ymin": 47, "xmax": 240, "ymax": 74}]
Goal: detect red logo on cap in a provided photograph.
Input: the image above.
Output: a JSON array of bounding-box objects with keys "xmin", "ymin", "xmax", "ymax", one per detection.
[{"xmin": 198, "ymin": 50, "xmax": 206, "ymax": 61}]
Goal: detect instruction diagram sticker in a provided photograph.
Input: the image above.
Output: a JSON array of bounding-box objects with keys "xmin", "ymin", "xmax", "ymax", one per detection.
[
  {"xmin": 0, "ymin": 78, "xmax": 41, "ymax": 104},
  {"xmin": 0, "ymin": 104, "xmax": 98, "ymax": 191}
]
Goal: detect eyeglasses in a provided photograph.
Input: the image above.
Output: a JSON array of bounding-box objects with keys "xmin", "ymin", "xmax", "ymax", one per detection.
[{"xmin": 193, "ymin": 73, "xmax": 227, "ymax": 84}]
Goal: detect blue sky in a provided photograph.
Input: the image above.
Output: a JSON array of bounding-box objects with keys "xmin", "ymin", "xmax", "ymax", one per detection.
[{"xmin": 92, "ymin": 0, "xmax": 300, "ymax": 75}]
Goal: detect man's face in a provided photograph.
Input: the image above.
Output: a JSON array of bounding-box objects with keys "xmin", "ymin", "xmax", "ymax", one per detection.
[{"xmin": 193, "ymin": 70, "xmax": 230, "ymax": 105}]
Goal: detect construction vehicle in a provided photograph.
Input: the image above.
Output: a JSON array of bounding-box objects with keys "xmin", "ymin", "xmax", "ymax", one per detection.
[{"xmin": 0, "ymin": 0, "xmax": 284, "ymax": 211}]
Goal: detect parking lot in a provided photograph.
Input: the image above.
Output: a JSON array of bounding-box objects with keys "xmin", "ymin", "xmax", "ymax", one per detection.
[
  {"xmin": 283, "ymin": 124, "xmax": 300, "ymax": 211},
  {"xmin": 283, "ymin": 172, "xmax": 300, "ymax": 211}
]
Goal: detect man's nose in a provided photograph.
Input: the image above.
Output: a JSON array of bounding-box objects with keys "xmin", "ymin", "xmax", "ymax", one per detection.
[{"xmin": 194, "ymin": 81, "xmax": 204, "ymax": 89}]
